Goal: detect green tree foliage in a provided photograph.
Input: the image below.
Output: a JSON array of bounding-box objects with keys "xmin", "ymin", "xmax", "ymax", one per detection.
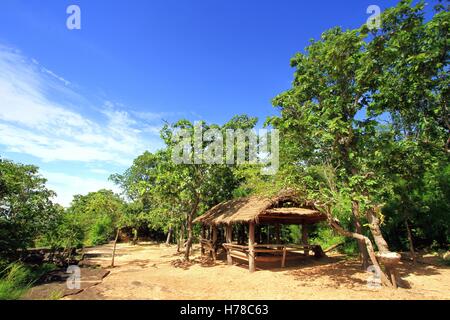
[
  {"xmin": 66, "ymin": 189, "xmax": 125, "ymax": 246},
  {"xmin": 268, "ymin": 0, "xmax": 449, "ymax": 267},
  {"xmin": 0, "ymin": 159, "xmax": 60, "ymax": 258},
  {"xmin": 36, "ymin": 204, "xmax": 85, "ymax": 250},
  {"xmin": 111, "ymin": 115, "xmax": 259, "ymax": 260}
]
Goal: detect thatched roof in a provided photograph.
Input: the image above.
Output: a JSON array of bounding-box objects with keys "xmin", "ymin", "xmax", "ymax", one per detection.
[{"xmin": 194, "ymin": 193, "xmax": 327, "ymax": 226}]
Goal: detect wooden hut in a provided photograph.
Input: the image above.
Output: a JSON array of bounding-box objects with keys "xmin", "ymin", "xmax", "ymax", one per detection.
[{"xmin": 193, "ymin": 191, "xmax": 328, "ymax": 272}]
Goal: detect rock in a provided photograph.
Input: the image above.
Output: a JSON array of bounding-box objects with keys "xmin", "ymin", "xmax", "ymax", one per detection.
[{"xmin": 443, "ymin": 251, "xmax": 450, "ymax": 261}]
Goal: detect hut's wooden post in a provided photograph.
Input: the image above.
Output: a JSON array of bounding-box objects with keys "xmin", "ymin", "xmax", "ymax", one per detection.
[
  {"xmin": 248, "ymin": 222, "xmax": 256, "ymax": 273},
  {"xmin": 275, "ymin": 224, "xmax": 281, "ymax": 245},
  {"xmin": 302, "ymin": 224, "xmax": 309, "ymax": 256},
  {"xmin": 226, "ymin": 224, "xmax": 233, "ymax": 265},
  {"xmin": 212, "ymin": 226, "xmax": 218, "ymax": 261},
  {"xmin": 281, "ymin": 246, "xmax": 287, "ymax": 268},
  {"xmin": 201, "ymin": 224, "xmax": 206, "ymax": 256}
]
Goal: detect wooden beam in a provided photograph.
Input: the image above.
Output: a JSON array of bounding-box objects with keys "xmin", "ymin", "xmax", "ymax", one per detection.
[
  {"xmin": 226, "ymin": 224, "xmax": 233, "ymax": 265},
  {"xmin": 212, "ymin": 226, "xmax": 218, "ymax": 261},
  {"xmin": 201, "ymin": 225, "xmax": 206, "ymax": 256},
  {"xmin": 248, "ymin": 222, "xmax": 256, "ymax": 273},
  {"xmin": 281, "ymin": 246, "xmax": 287, "ymax": 268}
]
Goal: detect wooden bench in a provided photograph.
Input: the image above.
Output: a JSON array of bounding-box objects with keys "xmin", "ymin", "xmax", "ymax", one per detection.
[{"xmin": 222, "ymin": 243, "xmax": 325, "ymax": 268}]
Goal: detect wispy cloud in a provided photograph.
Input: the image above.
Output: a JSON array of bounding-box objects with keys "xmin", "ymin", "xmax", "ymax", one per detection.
[
  {"xmin": 0, "ymin": 45, "xmax": 163, "ymax": 166},
  {"xmin": 0, "ymin": 45, "xmax": 165, "ymax": 205}
]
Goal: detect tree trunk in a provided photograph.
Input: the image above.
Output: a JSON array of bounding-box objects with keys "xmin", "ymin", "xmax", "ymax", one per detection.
[
  {"xmin": 352, "ymin": 200, "xmax": 370, "ymax": 269},
  {"xmin": 365, "ymin": 207, "xmax": 403, "ymax": 288},
  {"xmin": 405, "ymin": 220, "xmax": 416, "ymax": 264},
  {"xmin": 185, "ymin": 214, "xmax": 193, "ymax": 261},
  {"xmin": 132, "ymin": 228, "xmax": 138, "ymax": 245},
  {"xmin": 177, "ymin": 223, "xmax": 185, "ymax": 253},
  {"xmin": 301, "ymin": 224, "xmax": 309, "ymax": 256},
  {"xmin": 275, "ymin": 224, "xmax": 280, "ymax": 244},
  {"xmin": 184, "ymin": 197, "xmax": 200, "ymax": 261},
  {"xmin": 328, "ymin": 216, "xmax": 393, "ymax": 287},
  {"xmin": 365, "ymin": 207, "xmax": 390, "ymax": 253},
  {"xmin": 238, "ymin": 224, "xmax": 246, "ymax": 245},
  {"xmin": 166, "ymin": 227, "xmax": 173, "ymax": 245},
  {"xmin": 110, "ymin": 228, "xmax": 120, "ymax": 268}
]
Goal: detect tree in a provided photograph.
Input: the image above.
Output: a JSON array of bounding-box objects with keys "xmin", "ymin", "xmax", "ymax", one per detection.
[
  {"xmin": 268, "ymin": 0, "xmax": 448, "ymax": 287},
  {"xmin": 112, "ymin": 115, "xmax": 259, "ymax": 261},
  {"xmin": 0, "ymin": 158, "xmax": 59, "ymax": 259},
  {"xmin": 67, "ymin": 189, "xmax": 125, "ymax": 246},
  {"xmin": 159, "ymin": 120, "xmax": 240, "ymax": 260}
]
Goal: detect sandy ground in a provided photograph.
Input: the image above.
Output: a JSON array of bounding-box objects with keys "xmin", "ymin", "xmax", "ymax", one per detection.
[{"xmin": 47, "ymin": 242, "xmax": 450, "ymax": 300}]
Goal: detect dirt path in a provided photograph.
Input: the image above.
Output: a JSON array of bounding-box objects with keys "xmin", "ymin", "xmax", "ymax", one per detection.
[{"xmin": 61, "ymin": 242, "xmax": 449, "ymax": 300}]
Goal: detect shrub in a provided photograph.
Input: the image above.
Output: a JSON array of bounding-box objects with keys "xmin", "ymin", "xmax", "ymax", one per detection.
[{"xmin": 87, "ymin": 215, "xmax": 114, "ymax": 246}]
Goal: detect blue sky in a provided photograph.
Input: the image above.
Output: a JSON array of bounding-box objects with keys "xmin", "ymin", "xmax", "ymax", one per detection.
[{"xmin": 0, "ymin": 0, "xmax": 424, "ymax": 205}]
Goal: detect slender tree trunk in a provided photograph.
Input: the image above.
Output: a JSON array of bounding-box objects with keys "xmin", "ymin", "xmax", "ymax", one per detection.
[
  {"xmin": 275, "ymin": 224, "xmax": 280, "ymax": 244},
  {"xmin": 184, "ymin": 197, "xmax": 200, "ymax": 261},
  {"xmin": 238, "ymin": 224, "xmax": 245, "ymax": 245},
  {"xmin": 352, "ymin": 200, "xmax": 370, "ymax": 269},
  {"xmin": 110, "ymin": 228, "xmax": 120, "ymax": 268},
  {"xmin": 302, "ymin": 224, "xmax": 309, "ymax": 256},
  {"xmin": 185, "ymin": 215, "xmax": 193, "ymax": 261},
  {"xmin": 132, "ymin": 228, "xmax": 138, "ymax": 245},
  {"xmin": 166, "ymin": 227, "xmax": 173, "ymax": 245},
  {"xmin": 405, "ymin": 219, "xmax": 416, "ymax": 263},
  {"xmin": 177, "ymin": 223, "xmax": 185, "ymax": 253}
]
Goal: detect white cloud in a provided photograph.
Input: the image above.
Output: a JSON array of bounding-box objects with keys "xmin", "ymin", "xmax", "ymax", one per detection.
[
  {"xmin": 0, "ymin": 45, "xmax": 166, "ymax": 205},
  {"xmin": 42, "ymin": 171, "xmax": 121, "ymax": 207},
  {"xmin": 89, "ymin": 168, "xmax": 111, "ymax": 175},
  {"xmin": 0, "ymin": 45, "xmax": 163, "ymax": 166}
]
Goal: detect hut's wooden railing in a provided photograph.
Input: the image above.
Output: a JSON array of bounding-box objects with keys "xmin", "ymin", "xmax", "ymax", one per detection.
[{"xmin": 222, "ymin": 243, "xmax": 324, "ymax": 268}]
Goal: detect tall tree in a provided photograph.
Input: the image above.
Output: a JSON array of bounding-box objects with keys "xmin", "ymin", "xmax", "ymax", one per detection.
[{"xmin": 268, "ymin": 0, "xmax": 448, "ymax": 286}]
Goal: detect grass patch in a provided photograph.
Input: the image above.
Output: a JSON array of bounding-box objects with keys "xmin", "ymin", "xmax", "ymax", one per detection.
[
  {"xmin": 47, "ymin": 289, "xmax": 64, "ymax": 300},
  {"xmin": 0, "ymin": 262, "xmax": 58, "ymax": 300}
]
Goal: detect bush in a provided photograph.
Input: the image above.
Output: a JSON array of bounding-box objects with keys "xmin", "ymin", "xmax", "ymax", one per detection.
[{"xmin": 86, "ymin": 215, "xmax": 114, "ymax": 246}]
